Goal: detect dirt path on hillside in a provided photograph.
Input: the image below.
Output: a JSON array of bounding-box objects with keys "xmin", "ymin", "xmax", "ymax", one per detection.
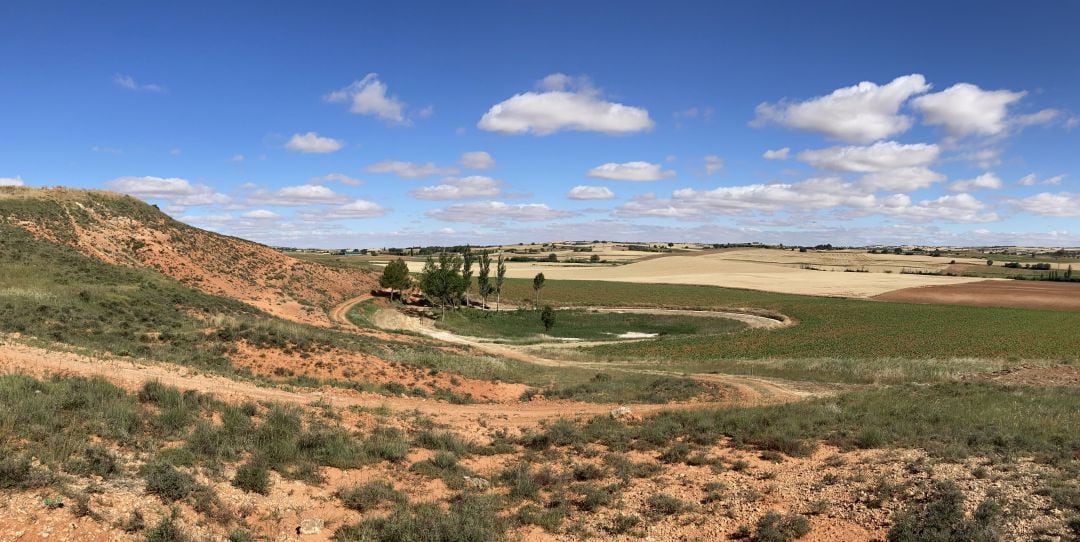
[
  {"xmin": 328, "ymin": 292, "xmax": 373, "ymax": 325},
  {"xmin": 0, "ymin": 339, "xmax": 795, "ymax": 431},
  {"xmin": 327, "ymin": 297, "xmax": 827, "ymax": 406}
]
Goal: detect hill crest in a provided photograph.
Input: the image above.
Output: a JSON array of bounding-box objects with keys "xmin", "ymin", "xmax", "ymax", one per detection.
[{"xmin": 0, "ymin": 186, "xmax": 375, "ymax": 325}]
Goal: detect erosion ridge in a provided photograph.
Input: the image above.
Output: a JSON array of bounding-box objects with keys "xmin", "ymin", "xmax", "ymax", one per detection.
[{"xmin": 0, "ymin": 186, "xmax": 376, "ymax": 325}]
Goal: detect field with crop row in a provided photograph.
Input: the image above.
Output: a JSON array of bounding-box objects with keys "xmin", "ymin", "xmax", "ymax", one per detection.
[{"xmin": 498, "ymin": 279, "xmax": 1080, "ymax": 361}]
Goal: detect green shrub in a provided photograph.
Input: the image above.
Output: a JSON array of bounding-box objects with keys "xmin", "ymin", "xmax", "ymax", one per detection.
[
  {"xmin": 525, "ymin": 418, "xmax": 582, "ymax": 449},
  {"xmin": 500, "ymin": 460, "xmax": 542, "ymax": 501},
  {"xmin": 145, "ymin": 513, "xmax": 188, "ymax": 542},
  {"xmin": 887, "ymin": 481, "xmax": 1001, "ymax": 542},
  {"xmin": 232, "ymin": 462, "xmax": 271, "ymax": 495},
  {"xmin": 416, "ymin": 430, "xmax": 473, "ymax": 455},
  {"xmin": 0, "ymin": 455, "xmax": 50, "ymax": 489},
  {"xmin": 333, "ymin": 494, "xmax": 505, "ymax": 542},
  {"xmin": 362, "ymin": 427, "xmax": 410, "ymax": 462},
  {"xmin": 646, "ymin": 493, "xmax": 688, "ymax": 516},
  {"xmin": 338, "ymin": 480, "xmax": 406, "ymax": 511},
  {"xmin": 66, "ymin": 445, "xmax": 121, "ymax": 478},
  {"xmin": 143, "ymin": 462, "xmax": 195, "ymax": 503},
  {"xmin": 121, "ymin": 510, "xmax": 146, "ymax": 533},
  {"xmin": 576, "ymin": 483, "xmax": 615, "ymax": 511},
  {"xmin": 659, "ymin": 442, "xmax": 692, "ymax": 464},
  {"xmin": 514, "ymin": 503, "xmax": 565, "ymax": 532},
  {"xmin": 571, "ymin": 463, "xmax": 605, "ymax": 481},
  {"xmin": 605, "ymin": 513, "xmax": 640, "ymax": 534},
  {"xmin": 754, "ymin": 511, "xmax": 811, "ymax": 542}
]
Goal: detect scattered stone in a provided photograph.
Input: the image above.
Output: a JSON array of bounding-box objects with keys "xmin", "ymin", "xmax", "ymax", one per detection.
[
  {"xmin": 297, "ymin": 518, "xmax": 323, "ymax": 536},
  {"xmin": 610, "ymin": 406, "xmax": 633, "ymax": 419},
  {"xmin": 463, "ymin": 476, "xmax": 490, "ymax": 490}
]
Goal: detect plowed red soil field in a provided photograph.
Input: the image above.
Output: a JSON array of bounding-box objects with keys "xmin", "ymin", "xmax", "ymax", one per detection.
[{"xmin": 874, "ymin": 279, "xmax": 1080, "ymax": 311}]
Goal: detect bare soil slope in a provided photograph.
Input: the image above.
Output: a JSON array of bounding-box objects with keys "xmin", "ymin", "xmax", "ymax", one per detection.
[
  {"xmin": 0, "ymin": 187, "xmax": 376, "ymax": 325},
  {"xmin": 874, "ymin": 279, "xmax": 1080, "ymax": 311}
]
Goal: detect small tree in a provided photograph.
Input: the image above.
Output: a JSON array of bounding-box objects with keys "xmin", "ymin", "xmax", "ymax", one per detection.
[
  {"xmin": 476, "ymin": 250, "xmax": 493, "ymax": 308},
  {"xmin": 378, "ymin": 258, "xmax": 411, "ymax": 302},
  {"xmin": 419, "ymin": 253, "xmax": 463, "ymax": 317},
  {"xmin": 495, "ymin": 253, "xmax": 507, "ymax": 312},
  {"xmin": 547, "ymin": 253, "xmax": 558, "ymax": 262},
  {"xmin": 532, "ymin": 272, "xmax": 546, "ymax": 308},
  {"xmin": 589, "ymin": 254, "xmax": 600, "ymax": 263},
  {"xmin": 460, "ymin": 247, "xmax": 474, "ymax": 307},
  {"xmin": 1067, "ymin": 264, "xmax": 1073, "ymax": 279},
  {"xmin": 986, "ymin": 259, "xmax": 994, "ymax": 266},
  {"xmin": 540, "ymin": 305, "xmax": 556, "ymax": 332}
]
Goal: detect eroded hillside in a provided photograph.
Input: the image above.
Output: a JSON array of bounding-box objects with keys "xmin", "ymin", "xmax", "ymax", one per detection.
[{"xmin": 0, "ymin": 186, "xmax": 375, "ymax": 326}]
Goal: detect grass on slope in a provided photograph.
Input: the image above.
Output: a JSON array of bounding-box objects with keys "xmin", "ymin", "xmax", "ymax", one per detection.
[
  {"xmin": 499, "ymin": 279, "xmax": 1080, "ymax": 361},
  {"xmin": 537, "ymin": 381, "xmax": 1080, "ymax": 464},
  {"xmin": 432, "ymin": 307, "xmax": 746, "ymax": 343},
  {"xmin": 0, "ymin": 223, "xmax": 714, "ymax": 404}
]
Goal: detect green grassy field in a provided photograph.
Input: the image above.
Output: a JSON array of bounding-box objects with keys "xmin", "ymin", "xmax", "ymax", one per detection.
[
  {"xmin": 432, "ymin": 307, "xmax": 746, "ymax": 342},
  {"xmin": 497, "ymin": 279, "xmax": 1080, "ymax": 361}
]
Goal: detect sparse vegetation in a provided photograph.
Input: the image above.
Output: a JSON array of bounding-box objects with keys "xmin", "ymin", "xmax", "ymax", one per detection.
[
  {"xmin": 887, "ymin": 481, "xmax": 1001, "ymax": 542},
  {"xmin": 753, "ymin": 511, "xmax": 811, "ymax": 542},
  {"xmin": 338, "ymin": 480, "xmax": 407, "ymax": 511}
]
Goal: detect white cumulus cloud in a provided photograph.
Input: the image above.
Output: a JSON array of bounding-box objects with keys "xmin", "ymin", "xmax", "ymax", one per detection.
[
  {"xmin": 427, "ymin": 201, "xmax": 576, "ymax": 223},
  {"xmin": 410, "ymin": 176, "xmax": 504, "ymax": 200},
  {"xmin": 310, "ymin": 173, "xmax": 364, "ymax": 186},
  {"xmin": 797, "ymin": 141, "xmax": 939, "ymax": 172},
  {"xmin": 248, "ymin": 184, "xmax": 349, "ymax": 206},
  {"xmin": 325, "ymin": 73, "xmax": 409, "ymax": 124},
  {"xmin": 587, "ymin": 161, "xmax": 675, "ymax": 182},
  {"xmin": 1017, "ymin": 173, "xmax": 1065, "ymax": 187},
  {"xmin": 753, "ymin": 74, "xmax": 931, "ymax": 143},
  {"xmin": 567, "ymin": 186, "xmax": 615, "ymax": 200},
  {"xmin": 318, "ymin": 199, "xmax": 387, "ymax": 219},
  {"xmin": 460, "ymin": 151, "xmax": 496, "ymax": 170},
  {"xmin": 242, "ymin": 209, "xmax": 280, "ymax": 219},
  {"xmin": 106, "ymin": 176, "xmax": 230, "ymax": 206},
  {"xmin": 763, "ymin": 148, "xmax": 790, "ymax": 160},
  {"xmin": 0, "ymin": 176, "xmax": 25, "ymax": 187},
  {"xmin": 1008, "ymin": 192, "xmax": 1080, "ymax": 217},
  {"xmin": 859, "ymin": 167, "xmax": 946, "ymax": 193},
  {"xmin": 478, "ymin": 73, "xmax": 654, "ymax": 135},
  {"xmin": 912, "ymin": 83, "xmax": 1025, "ymax": 137},
  {"xmin": 704, "ymin": 155, "xmax": 724, "ymax": 175},
  {"xmin": 949, "ymin": 172, "xmax": 1003, "ymax": 192},
  {"xmin": 285, "ymin": 132, "xmax": 344, "ymax": 154},
  {"xmin": 365, "ymin": 160, "xmax": 458, "ymax": 179}
]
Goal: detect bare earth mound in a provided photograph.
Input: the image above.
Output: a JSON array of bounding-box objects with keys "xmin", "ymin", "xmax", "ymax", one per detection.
[
  {"xmin": 0, "ymin": 187, "xmax": 376, "ymax": 325},
  {"xmin": 874, "ymin": 279, "xmax": 1080, "ymax": 311}
]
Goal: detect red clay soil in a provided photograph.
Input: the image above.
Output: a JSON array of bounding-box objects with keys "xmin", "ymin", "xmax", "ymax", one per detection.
[{"xmin": 874, "ymin": 279, "xmax": 1080, "ymax": 311}]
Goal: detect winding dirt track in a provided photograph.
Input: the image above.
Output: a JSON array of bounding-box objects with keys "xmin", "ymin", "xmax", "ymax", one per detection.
[
  {"xmin": 0, "ymin": 340, "xmax": 784, "ymax": 429},
  {"xmin": 330, "ymin": 294, "xmax": 829, "ymax": 407},
  {"xmin": 0, "ymin": 295, "xmax": 826, "ymax": 431}
]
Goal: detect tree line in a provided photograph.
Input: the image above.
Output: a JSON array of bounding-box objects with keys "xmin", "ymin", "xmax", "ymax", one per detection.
[{"xmin": 379, "ymin": 248, "xmax": 551, "ymax": 319}]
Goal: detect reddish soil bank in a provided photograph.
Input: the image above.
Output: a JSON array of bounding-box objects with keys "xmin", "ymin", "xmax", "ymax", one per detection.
[{"xmin": 874, "ymin": 279, "xmax": 1080, "ymax": 311}]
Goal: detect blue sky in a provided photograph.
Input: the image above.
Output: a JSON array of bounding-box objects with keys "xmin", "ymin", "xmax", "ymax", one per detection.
[{"xmin": 2, "ymin": 1, "xmax": 1078, "ymax": 247}]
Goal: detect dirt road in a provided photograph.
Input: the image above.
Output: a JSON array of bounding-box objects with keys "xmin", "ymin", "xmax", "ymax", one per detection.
[
  {"xmin": 333, "ymin": 296, "xmax": 828, "ymax": 406},
  {"xmin": 0, "ymin": 339, "xmax": 778, "ymax": 431},
  {"xmin": 0, "ymin": 297, "xmax": 824, "ymax": 433}
]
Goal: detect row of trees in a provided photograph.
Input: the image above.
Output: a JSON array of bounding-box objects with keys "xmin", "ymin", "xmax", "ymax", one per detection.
[{"xmin": 380, "ymin": 248, "xmax": 551, "ymax": 317}]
